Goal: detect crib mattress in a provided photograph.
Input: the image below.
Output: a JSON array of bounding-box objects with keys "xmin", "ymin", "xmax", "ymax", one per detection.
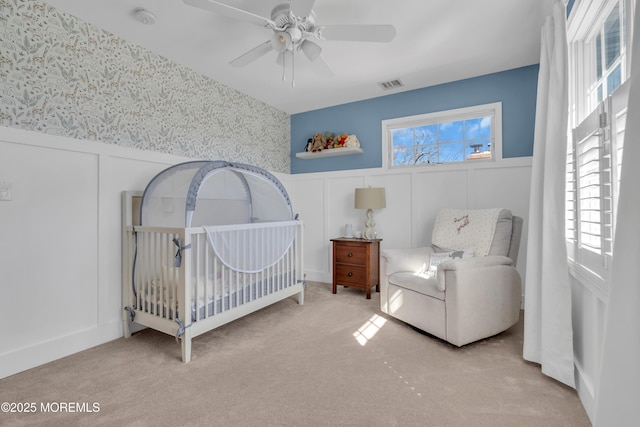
[{"xmin": 142, "ymin": 271, "xmax": 295, "ymax": 321}]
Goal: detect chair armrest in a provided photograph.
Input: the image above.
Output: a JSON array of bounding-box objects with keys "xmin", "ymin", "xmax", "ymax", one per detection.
[
  {"xmin": 435, "ymin": 256, "xmax": 514, "ymax": 292},
  {"xmin": 439, "ymin": 255, "xmax": 513, "ymax": 271},
  {"xmin": 381, "ymin": 247, "xmax": 433, "ymax": 276},
  {"xmin": 379, "ymin": 246, "xmax": 433, "ymax": 315}
]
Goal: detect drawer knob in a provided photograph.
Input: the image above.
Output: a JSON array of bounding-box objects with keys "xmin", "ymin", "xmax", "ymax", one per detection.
[
  {"xmin": 348, "ymin": 253, "xmax": 353, "ymax": 257},
  {"xmin": 348, "ymin": 272, "xmax": 353, "ymax": 277}
]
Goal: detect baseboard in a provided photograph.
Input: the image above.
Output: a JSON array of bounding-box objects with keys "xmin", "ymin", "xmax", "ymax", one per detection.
[
  {"xmin": 304, "ymin": 270, "xmax": 331, "ymax": 284},
  {"xmin": 0, "ymin": 320, "xmax": 122, "ymax": 379}
]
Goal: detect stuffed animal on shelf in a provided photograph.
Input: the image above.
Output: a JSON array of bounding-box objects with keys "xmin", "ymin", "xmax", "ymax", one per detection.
[
  {"xmin": 324, "ymin": 132, "xmax": 335, "ymax": 149},
  {"xmin": 344, "ymin": 134, "xmax": 360, "ymax": 148},
  {"xmin": 307, "ymin": 131, "xmax": 359, "ymax": 151},
  {"xmin": 309, "ymin": 132, "xmax": 326, "ymax": 152}
]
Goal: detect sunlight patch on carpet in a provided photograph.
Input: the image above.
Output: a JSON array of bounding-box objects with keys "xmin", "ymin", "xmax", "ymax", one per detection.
[{"xmin": 353, "ymin": 314, "xmax": 387, "ymax": 346}]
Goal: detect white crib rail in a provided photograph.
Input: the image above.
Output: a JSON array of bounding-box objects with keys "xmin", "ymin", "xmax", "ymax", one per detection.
[{"xmin": 123, "ymin": 221, "xmax": 304, "ymax": 338}]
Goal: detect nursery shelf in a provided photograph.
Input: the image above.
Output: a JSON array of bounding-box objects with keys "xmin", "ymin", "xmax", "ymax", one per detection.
[{"xmin": 296, "ymin": 147, "xmax": 363, "ymax": 159}]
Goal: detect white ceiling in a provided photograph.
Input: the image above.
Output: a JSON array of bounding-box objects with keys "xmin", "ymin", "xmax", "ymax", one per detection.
[{"xmin": 42, "ymin": 0, "xmax": 555, "ymax": 114}]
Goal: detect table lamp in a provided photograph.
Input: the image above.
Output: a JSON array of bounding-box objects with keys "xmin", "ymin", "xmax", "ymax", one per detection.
[{"xmin": 354, "ymin": 187, "xmax": 386, "ymax": 239}]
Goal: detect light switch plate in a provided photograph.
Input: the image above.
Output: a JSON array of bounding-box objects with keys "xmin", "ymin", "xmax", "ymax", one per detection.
[{"xmin": 0, "ymin": 182, "xmax": 12, "ymax": 201}]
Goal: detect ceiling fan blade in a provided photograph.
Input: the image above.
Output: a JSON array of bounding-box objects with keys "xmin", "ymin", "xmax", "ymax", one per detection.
[
  {"xmin": 319, "ymin": 24, "xmax": 396, "ymax": 42},
  {"xmin": 183, "ymin": 0, "xmax": 274, "ymax": 27},
  {"xmin": 300, "ymin": 39, "xmax": 322, "ymax": 62},
  {"xmin": 308, "ymin": 54, "xmax": 333, "ymax": 77},
  {"xmin": 290, "ymin": 0, "xmax": 316, "ymax": 18},
  {"xmin": 230, "ymin": 40, "xmax": 274, "ymax": 67}
]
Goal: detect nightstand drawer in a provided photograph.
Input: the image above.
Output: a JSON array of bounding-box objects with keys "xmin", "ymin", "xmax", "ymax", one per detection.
[
  {"xmin": 334, "ymin": 244, "xmax": 366, "ymax": 265},
  {"xmin": 334, "ymin": 264, "xmax": 366, "ymax": 285}
]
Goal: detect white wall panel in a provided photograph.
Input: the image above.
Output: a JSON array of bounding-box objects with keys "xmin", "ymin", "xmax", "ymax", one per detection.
[
  {"xmin": 470, "ymin": 165, "xmax": 532, "ymax": 278},
  {"xmin": 412, "ymin": 169, "xmax": 469, "ymax": 248},
  {"xmin": 0, "ymin": 141, "xmax": 99, "ymax": 350},
  {"xmin": 327, "ymin": 176, "xmax": 366, "ymax": 239},
  {"xmin": 0, "ymin": 127, "xmax": 189, "ymax": 379},
  {"xmin": 570, "ymin": 274, "xmax": 608, "ymax": 421},
  {"xmin": 288, "ymin": 177, "xmax": 326, "ymax": 280},
  {"xmin": 369, "ymin": 173, "xmax": 412, "ymax": 249},
  {"xmin": 468, "ymin": 166, "xmax": 529, "ymax": 211}
]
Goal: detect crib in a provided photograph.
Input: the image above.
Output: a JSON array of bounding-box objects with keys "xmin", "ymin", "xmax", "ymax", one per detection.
[{"xmin": 122, "ymin": 161, "xmax": 305, "ymax": 362}]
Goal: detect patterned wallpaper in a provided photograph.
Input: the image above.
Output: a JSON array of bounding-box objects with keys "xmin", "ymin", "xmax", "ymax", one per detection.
[{"xmin": 0, "ymin": 0, "xmax": 291, "ymax": 173}]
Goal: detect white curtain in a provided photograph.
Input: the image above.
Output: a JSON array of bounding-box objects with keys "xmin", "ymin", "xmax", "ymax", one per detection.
[
  {"xmin": 594, "ymin": 3, "xmax": 640, "ymax": 425},
  {"xmin": 523, "ymin": 0, "xmax": 575, "ymax": 388}
]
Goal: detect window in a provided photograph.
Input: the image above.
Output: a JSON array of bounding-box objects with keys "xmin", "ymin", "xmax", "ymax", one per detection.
[
  {"xmin": 566, "ymin": 0, "xmax": 633, "ymax": 283},
  {"xmin": 569, "ymin": 0, "xmax": 632, "ymax": 123},
  {"xmin": 590, "ymin": 3, "xmax": 626, "ymax": 107},
  {"xmin": 383, "ymin": 103, "xmax": 502, "ymax": 168}
]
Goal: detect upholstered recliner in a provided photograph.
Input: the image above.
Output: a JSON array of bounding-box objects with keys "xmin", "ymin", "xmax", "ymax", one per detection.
[{"xmin": 380, "ymin": 208, "xmax": 522, "ymax": 347}]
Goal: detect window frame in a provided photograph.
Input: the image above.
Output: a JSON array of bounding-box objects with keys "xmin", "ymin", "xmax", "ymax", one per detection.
[
  {"xmin": 566, "ymin": 0, "xmax": 634, "ymax": 289},
  {"xmin": 590, "ymin": 2, "xmax": 625, "ymax": 104},
  {"xmin": 568, "ymin": 0, "xmax": 634, "ymax": 125},
  {"xmin": 381, "ymin": 102, "xmax": 503, "ymax": 170}
]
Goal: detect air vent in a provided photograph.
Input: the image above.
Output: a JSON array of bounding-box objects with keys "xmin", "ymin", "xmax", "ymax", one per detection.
[{"xmin": 378, "ymin": 79, "xmax": 404, "ymax": 90}]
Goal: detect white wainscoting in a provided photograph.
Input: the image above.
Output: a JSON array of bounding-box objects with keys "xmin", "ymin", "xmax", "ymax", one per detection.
[
  {"xmin": 0, "ymin": 127, "xmax": 191, "ymax": 379},
  {"xmin": 570, "ymin": 273, "xmax": 608, "ymax": 422},
  {"xmin": 0, "ymin": 125, "xmax": 534, "ymax": 379},
  {"xmin": 282, "ymin": 158, "xmax": 533, "ymax": 287}
]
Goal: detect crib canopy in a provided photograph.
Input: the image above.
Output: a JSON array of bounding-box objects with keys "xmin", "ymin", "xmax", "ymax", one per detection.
[{"xmin": 140, "ymin": 161, "xmax": 293, "ymax": 227}]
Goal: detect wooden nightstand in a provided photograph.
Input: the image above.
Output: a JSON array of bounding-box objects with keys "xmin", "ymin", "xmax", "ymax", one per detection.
[{"xmin": 331, "ymin": 238, "xmax": 382, "ymax": 299}]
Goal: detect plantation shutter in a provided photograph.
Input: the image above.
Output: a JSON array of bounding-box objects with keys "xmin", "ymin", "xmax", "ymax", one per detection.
[
  {"xmin": 569, "ymin": 80, "xmax": 628, "ymax": 279},
  {"xmin": 609, "ymin": 80, "xmax": 628, "ymax": 228}
]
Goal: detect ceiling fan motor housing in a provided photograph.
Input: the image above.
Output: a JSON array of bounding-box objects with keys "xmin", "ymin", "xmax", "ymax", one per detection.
[{"xmin": 270, "ymin": 3, "xmax": 316, "ymax": 32}]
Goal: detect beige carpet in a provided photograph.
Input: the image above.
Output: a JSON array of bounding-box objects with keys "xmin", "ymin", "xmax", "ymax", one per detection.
[{"xmin": 0, "ymin": 282, "xmax": 590, "ymax": 426}]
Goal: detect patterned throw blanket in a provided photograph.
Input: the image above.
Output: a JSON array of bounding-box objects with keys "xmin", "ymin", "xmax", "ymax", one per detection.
[{"xmin": 431, "ymin": 208, "xmax": 504, "ymax": 256}]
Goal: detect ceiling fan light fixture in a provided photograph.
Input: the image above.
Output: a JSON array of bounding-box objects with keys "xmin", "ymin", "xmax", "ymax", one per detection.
[
  {"xmin": 271, "ymin": 31, "xmax": 292, "ymax": 53},
  {"xmin": 301, "ymin": 40, "xmax": 322, "ymax": 62}
]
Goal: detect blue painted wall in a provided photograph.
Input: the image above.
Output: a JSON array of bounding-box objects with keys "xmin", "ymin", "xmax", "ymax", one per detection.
[{"xmin": 290, "ymin": 64, "xmax": 539, "ymax": 174}]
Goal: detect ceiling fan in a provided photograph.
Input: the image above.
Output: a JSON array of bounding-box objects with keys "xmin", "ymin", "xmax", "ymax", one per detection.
[{"xmin": 183, "ymin": 0, "xmax": 396, "ymax": 84}]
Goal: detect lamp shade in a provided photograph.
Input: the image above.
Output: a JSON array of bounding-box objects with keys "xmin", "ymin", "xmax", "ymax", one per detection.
[{"xmin": 354, "ymin": 187, "xmax": 386, "ymax": 210}]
